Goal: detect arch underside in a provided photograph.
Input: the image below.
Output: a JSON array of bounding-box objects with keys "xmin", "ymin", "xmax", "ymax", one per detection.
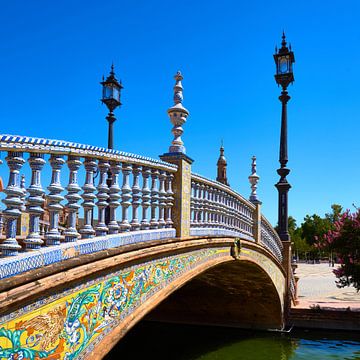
[
  {"xmin": 147, "ymin": 260, "xmax": 284, "ymax": 330},
  {"xmin": 0, "ymin": 240, "xmax": 285, "ymax": 360}
]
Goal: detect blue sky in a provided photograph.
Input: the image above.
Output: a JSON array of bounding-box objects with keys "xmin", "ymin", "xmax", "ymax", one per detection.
[{"xmin": 0, "ymin": 0, "xmax": 359, "ymax": 226}]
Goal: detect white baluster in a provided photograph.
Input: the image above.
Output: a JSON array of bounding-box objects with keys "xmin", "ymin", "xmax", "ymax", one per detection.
[
  {"xmin": 1, "ymin": 152, "xmax": 25, "ymax": 256},
  {"xmin": 120, "ymin": 163, "xmax": 132, "ymax": 232},
  {"xmin": 24, "ymin": 153, "xmax": 46, "ymax": 250},
  {"xmin": 80, "ymin": 158, "xmax": 97, "ymax": 239},
  {"xmin": 95, "ymin": 160, "xmax": 110, "ymax": 236},
  {"xmin": 141, "ymin": 167, "xmax": 151, "ymax": 230},
  {"xmin": 108, "ymin": 161, "xmax": 121, "ymax": 234},
  {"xmin": 130, "ymin": 165, "xmax": 141, "ymax": 231},
  {"xmin": 64, "ymin": 156, "xmax": 82, "ymax": 242}
]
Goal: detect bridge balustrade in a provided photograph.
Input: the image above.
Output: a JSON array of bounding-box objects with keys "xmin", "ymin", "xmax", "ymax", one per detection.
[
  {"xmin": 260, "ymin": 216, "xmax": 283, "ymax": 262},
  {"xmin": 0, "ymin": 135, "xmax": 177, "ymax": 260},
  {"xmin": 190, "ymin": 173, "xmax": 255, "ymax": 241},
  {"xmin": 0, "ymin": 134, "xmax": 288, "ymax": 283}
]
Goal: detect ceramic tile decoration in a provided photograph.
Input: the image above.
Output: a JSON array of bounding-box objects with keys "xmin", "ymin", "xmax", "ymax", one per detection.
[{"xmin": 0, "ymin": 247, "xmax": 228, "ymax": 360}]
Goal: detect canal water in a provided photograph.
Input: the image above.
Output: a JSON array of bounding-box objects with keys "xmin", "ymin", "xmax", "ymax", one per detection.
[{"xmin": 105, "ymin": 321, "xmax": 360, "ymax": 359}]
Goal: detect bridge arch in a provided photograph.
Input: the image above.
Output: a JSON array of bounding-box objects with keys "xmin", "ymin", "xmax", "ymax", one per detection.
[{"xmin": 0, "ymin": 237, "xmax": 285, "ymax": 360}]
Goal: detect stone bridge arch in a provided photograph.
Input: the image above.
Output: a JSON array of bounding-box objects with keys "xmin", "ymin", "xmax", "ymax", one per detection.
[{"xmin": 0, "ymin": 237, "xmax": 285, "ymax": 360}]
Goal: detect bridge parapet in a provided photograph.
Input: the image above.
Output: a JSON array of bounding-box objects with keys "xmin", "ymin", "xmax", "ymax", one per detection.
[
  {"xmin": 260, "ymin": 216, "xmax": 283, "ymax": 262},
  {"xmin": 0, "ymin": 134, "xmax": 287, "ymax": 285},
  {"xmin": 0, "ymin": 134, "xmax": 178, "ymax": 278},
  {"xmin": 190, "ymin": 173, "xmax": 255, "ymax": 241}
]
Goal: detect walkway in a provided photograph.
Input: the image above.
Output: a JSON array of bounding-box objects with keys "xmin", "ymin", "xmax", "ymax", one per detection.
[{"xmin": 295, "ymin": 263, "xmax": 360, "ymax": 311}]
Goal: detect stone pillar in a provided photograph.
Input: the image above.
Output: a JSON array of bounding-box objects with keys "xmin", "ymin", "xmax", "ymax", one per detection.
[{"xmin": 160, "ymin": 154, "xmax": 193, "ymax": 238}]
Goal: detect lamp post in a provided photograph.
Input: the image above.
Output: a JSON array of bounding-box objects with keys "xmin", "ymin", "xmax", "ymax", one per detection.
[
  {"xmin": 101, "ymin": 64, "xmax": 122, "ymax": 225},
  {"xmin": 101, "ymin": 64, "xmax": 123, "ymax": 150},
  {"xmin": 273, "ymin": 32, "xmax": 295, "ymax": 242}
]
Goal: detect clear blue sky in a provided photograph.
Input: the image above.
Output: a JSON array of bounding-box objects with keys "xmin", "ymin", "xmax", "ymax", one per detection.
[{"xmin": 0, "ymin": 0, "xmax": 359, "ymax": 226}]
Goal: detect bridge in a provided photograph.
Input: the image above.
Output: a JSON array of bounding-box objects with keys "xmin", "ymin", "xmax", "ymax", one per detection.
[{"xmin": 0, "ymin": 70, "xmax": 296, "ymax": 359}]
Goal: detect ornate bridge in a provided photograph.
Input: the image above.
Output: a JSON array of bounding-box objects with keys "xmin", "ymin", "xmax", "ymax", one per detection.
[{"xmin": 0, "ymin": 71, "xmax": 296, "ymax": 359}]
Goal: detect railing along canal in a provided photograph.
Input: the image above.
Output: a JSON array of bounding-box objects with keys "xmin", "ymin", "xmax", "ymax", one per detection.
[{"xmin": 0, "ymin": 134, "xmax": 286, "ymax": 283}]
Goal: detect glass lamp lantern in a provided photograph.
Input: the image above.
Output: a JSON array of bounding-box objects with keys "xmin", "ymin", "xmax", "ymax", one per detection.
[
  {"xmin": 274, "ymin": 34, "xmax": 295, "ymax": 88},
  {"xmin": 101, "ymin": 65, "xmax": 122, "ymax": 112}
]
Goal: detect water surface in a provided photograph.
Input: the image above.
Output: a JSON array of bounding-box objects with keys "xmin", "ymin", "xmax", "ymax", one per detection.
[{"xmin": 105, "ymin": 321, "xmax": 360, "ymax": 359}]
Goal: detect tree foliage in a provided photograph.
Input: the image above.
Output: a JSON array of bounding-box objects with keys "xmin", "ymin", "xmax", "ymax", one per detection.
[{"xmin": 316, "ymin": 209, "xmax": 360, "ymax": 291}]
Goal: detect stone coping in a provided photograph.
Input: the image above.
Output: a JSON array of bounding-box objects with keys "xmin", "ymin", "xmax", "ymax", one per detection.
[
  {"xmin": 0, "ymin": 134, "xmax": 177, "ymax": 172},
  {"xmin": 0, "ymin": 229, "xmax": 176, "ymax": 280}
]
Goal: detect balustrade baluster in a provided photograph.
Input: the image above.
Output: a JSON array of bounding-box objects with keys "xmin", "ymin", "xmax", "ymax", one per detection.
[
  {"xmin": 158, "ymin": 170, "xmax": 167, "ymax": 229},
  {"xmin": 79, "ymin": 158, "xmax": 97, "ymax": 239},
  {"xmin": 120, "ymin": 162, "xmax": 132, "ymax": 232},
  {"xmin": 140, "ymin": 167, "xmax": 151, "ymax": 230},
  {"xmin": 131, "ymin": 165, "xmax": 141, "ymax": 231},
  {"xmin": 150, "ymin": 169, "xmax": 159, "ymax": 229},
  {"xmin": 192, "ymin": 182, "xmax": 199, "ymax": 225},
  {"xmin": 198, "ymin": 184, "xmax": 205, "ymax": 226},
  {"xmin": 24, "ymin": 153, "xmax": 46, "ymax": 250},
  {"xmin": 64, "ymin": 156, "xmax": 82, "ymax": 242},
  {"xmin": 20, "ymin": 175, "xmax": 26, "ymax": 211},
  {"xmin": 108, "ymin": 161, "xmax": 121, "ymax": 234},
  {"xmin": 1, "ymin": 152, "xmax": 25, "ymax": 256},
  {"xmin": 190, "ymin": 181, "xmax": 195, "ymax": 225},
  {"xmin": 45, "ymin": 155, "xmax": 65, "ymax": 246},
  {"xmin": 95, "ymin": 160, "xmax": 110, "ymax": 236},
  {"xmin": 165, "ymin": 172, "xmax": 174, "ymax": 228},
  {"xmin": 208, "ymin": 187, "xmax": 214, "ymax": 227}
]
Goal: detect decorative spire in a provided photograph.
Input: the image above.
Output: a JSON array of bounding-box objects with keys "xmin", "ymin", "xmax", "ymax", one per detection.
[
  {"xmin": 282, "ymin": 30, "xmax": 287, "ymax": 47},
  {"xmin": 248, "ymin": 156, "xmax": 261, "ymax": 204},
  {"xmin": 216, "ymin": 143, "xmax": 229, "ymax": 186},
  {"xmin": 167, "ymin": 71, "xmax": 189, "ymax": 154}
]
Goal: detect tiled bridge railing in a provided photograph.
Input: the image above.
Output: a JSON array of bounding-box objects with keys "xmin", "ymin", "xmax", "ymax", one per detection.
[
  {"xmin": 190, "ymin": 174, "xmax": 255, "ymax": 241},
  {"xmin": 190, "ymin": 173, "xmax": 283, "ymax": 263},
  {"xmin": 0, "ymin": 135, "xmax": 177, "ymax": 276},
  {"xmin": 0, "ymin": 134, "xmax": 287, "ymax": 285}
]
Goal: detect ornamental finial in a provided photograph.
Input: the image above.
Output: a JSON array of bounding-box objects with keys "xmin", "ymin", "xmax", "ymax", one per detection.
[
  {"xmin": 167, "ymin": 70, "xmax": 189, "ymax": 154},
  {"xmin": 248, "ymin": 156, "xmax": 261, "ymax": 204},
  {"xmin": 281, "ymin": 31, "xmax": 287, "ymax": 48}
]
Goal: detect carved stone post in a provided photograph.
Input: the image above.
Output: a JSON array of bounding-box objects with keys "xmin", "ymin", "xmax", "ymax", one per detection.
[
  {"xmin": 1, "ymin": 152, "xmax": 25, "ymax": 256},
  {"xmin": 160, "ymin": 71, "xmax": 193, "ymax": 238},
  {"xmin": 248, "ymin": 156, "xmax": 262, "ymax": 243},
  {"xmin": 131, "ymin": 165, "xmax": 141, "ymax": 231},
  {"xmin": 140, "ymin": 167, "xmax": 151, "ymax": 230},
  {"xmin": 24, "ymin": 153, "xmax": 46, "ymax": 250},
  {"xmin": 120, "ymin": 163, "xmax": 132, "ymax": 232},
  {"xmin": 80, "ymin": 158, "xmax": 97, "ymax": 239},
  {"xmin": 150, "ymin": 169, "xmax": 159, "ymax": 229},
  {"xmin": 95, "ymin": 160, "xmax": 110, "ymax": 236},
  {"xmin": 165, "ymin": 172, "xmax": 174, "ymax": 228},
  {"xmin": 158, "ymin": 170, "xmax": 167, "ymax": 229},
  {"xmin": 45, "ymin": 155, "xmax": 65, "ymax": 246},
  {"xmin": 108, "ymin": 161, "xmax": 121, "ymax": 234},
  {"xmin": 64, "ymin": 156, "xmax": 82, "ymax": 242},
  {"xmin": 160, "ymin": 154, "xmax": 192, "ymax": 238}
]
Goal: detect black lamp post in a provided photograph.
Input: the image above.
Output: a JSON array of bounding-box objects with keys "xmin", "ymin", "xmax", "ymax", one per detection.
[
  {"xmin": 101, "ymin": 64, "xmax": 123, "ymax": 150},
  {"xmin": 273, "ymin": 32, "xmax": 295, "ymax": 242}
]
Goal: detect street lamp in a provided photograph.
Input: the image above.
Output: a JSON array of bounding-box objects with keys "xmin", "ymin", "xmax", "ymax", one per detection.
[
  {"xmin": 101, "ymin": 64, "xmax": 123, "ymax": 149},
  {"xmin": 274, "ymin": 32, "xmax": 295, "ymax": 242}
]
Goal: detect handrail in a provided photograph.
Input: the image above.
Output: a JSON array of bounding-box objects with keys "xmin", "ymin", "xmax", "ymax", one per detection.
[{"xmin": 0, "ymin": 134, "xmax": 177, "ymax": 172}]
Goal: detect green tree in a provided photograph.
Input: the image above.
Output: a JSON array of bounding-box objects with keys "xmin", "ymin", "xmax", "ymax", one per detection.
[
  {"xmin": 317, "ymin": 209, "xmax": 360, "ymax": 291},
  {"xmin": 301, "ymin": 214, "xmax": 332, "ymax": 246}
]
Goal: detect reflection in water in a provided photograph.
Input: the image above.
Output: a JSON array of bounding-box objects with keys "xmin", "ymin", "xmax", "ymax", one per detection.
[{"xmin": 105, "ymin": 321, "xmax": 360, "ymax": 360}]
